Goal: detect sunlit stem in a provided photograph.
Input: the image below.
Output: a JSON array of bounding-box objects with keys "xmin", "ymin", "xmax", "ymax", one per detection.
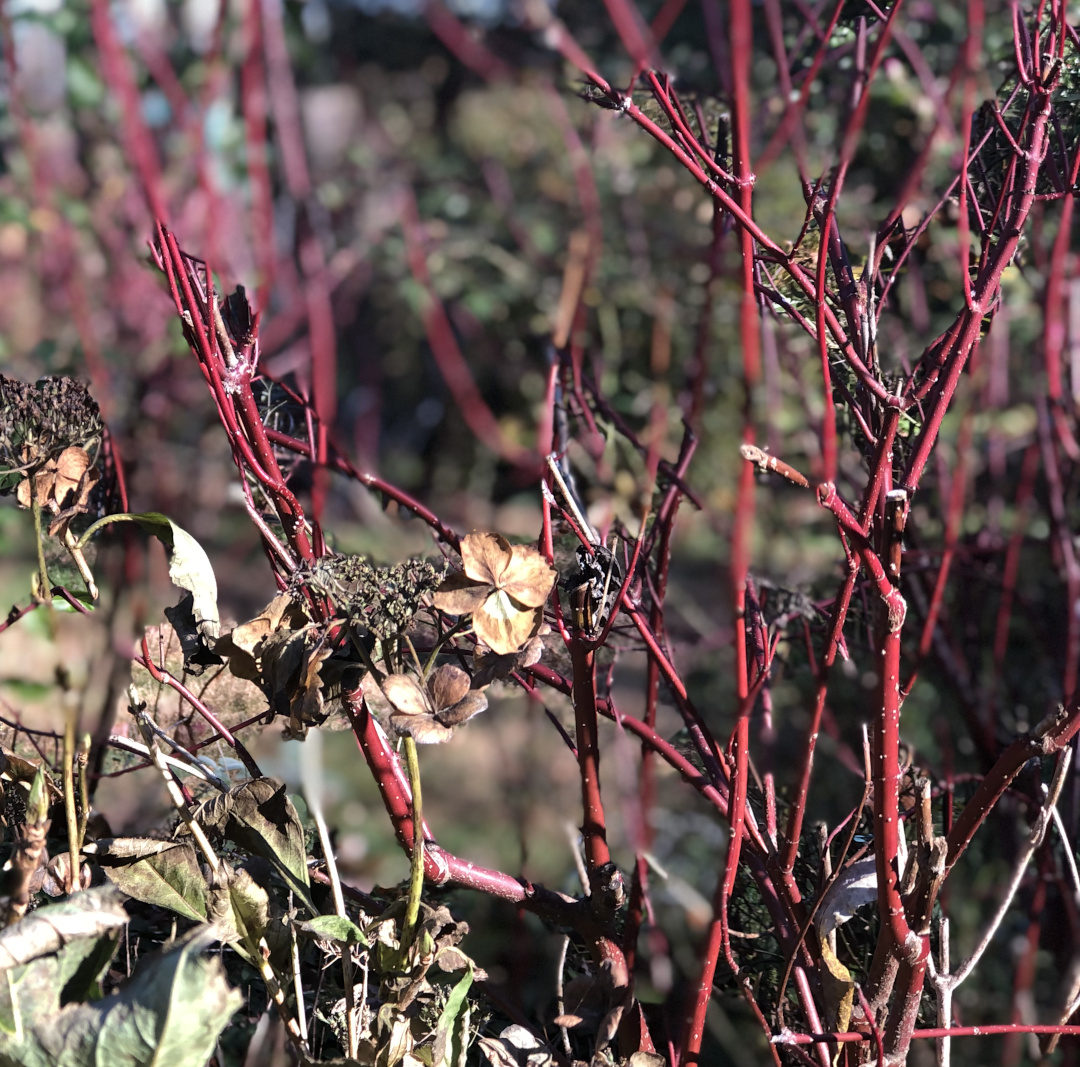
[
  {"xmin": 62, "ymin": 698, "xmax": 80, "ymax": 892},
  {"xmin": 301, "ymin": 731, "xmax": 355, "ymax": 1058},
  {"xmin": 402, "ymin": 734, "xmax": 424, "ymax": 948},
  {"xmin": 403, "ymin": 633, "xmax": 425, "ymax": 680},
  {"xmin": 62, "ymin": 527, "xmax": 98, "ymax": 600},
  {"xmin": 77, "ymin": 733, "xmax": 91, "ymax": 850},
  {"xmin": 30, "ymin": 499, "xmax": 52, "ymax": 609},
  {"xmin": 423, "ymin": 617, "xmax": 468, "ymax": 677}
]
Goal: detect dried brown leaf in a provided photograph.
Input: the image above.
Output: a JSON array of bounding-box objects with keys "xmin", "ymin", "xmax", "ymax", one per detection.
[{"xmin": 52, "ymin": 446, "xmax": 92, "ymax": 506}]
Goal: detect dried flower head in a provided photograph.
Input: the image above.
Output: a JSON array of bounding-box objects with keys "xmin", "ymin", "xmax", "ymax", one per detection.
[
  {"xmin": 0, "ymin": 375, "xmax": 102, "ymax": 496},
  {"xmin": 295, "ymin": 554, "xmax": 447, "ymax": 640},
  {"xmin": 433, "ymin": 532, "xmax": 556, "ymax": 655},
  {"xmin": 380, "ymin": 665, "xmax": 488, "ymax": 744}
]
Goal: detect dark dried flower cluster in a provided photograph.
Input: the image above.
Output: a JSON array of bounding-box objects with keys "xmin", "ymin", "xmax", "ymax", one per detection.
[
  {"xmin": 0, "ymin": 375, "xmax": 102, "ymax": 494},
  {"xmin": 296, "ymin": 554, "xmax": 447, "ymax": 640}
]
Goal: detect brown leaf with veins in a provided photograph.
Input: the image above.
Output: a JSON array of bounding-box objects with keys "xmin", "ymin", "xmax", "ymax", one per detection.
[
  {"xmin": 381, "ymin": 665, "xmax": 487, "ymax": 744},
  {"xmin": 433, "ymin": 532, "xmax": 556, "ymax": 655}
]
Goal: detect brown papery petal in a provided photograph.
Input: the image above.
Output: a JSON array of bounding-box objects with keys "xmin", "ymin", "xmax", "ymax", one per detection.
[
  {"xmin": 35, "ymin": 469, "xmax": 58, "ymax": 507},
  {"xmin": 471, "ymin": 645, "xmax": 515, "ymax": 687},
  {"xmin": 516, "ymin": 635, "xmax": 544, "ymax": 669},
  {"xmin": 474, "ymin": 599, "xmax": 543, "ymax": 656},
  {"xmin": 459, "ymin": 531, "xmax": 514, "ymax": 586},
  {"xmin": 227, "ymin": 595, "xmax": 305, "ymax": 656},
  {"xmin": 428, "ymin": 664, "xmax": 471, "ymax": 710},
  {"xmin": 392, "ymin": 713, "xmax": 455, "ymax": 744},
  {"xmin": 436, "ymin": 690, "xmax": 488, "ymax": 728},
  {"xmin": 67, "ymin": 466, "xmax": 100, "ymax": 510},
  {"xmin": 502, "ymin": 545, "xmax": 557, "ymax": 608},
  {"xmin": 380, "ymin": 674, "xmax": 432, "ymax": 716},
  {"xmin": 56, "ymin": 447, "xmax": 91, "ymax": 476},
  {"xmin": 433, "ymin": 571, "xmax": 491, "ymax": 616}
]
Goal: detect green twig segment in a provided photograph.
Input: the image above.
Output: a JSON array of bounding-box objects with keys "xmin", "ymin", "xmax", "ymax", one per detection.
[{"xmin": 402, "ymin": 734, "xmax": 424, "ymax": 947}]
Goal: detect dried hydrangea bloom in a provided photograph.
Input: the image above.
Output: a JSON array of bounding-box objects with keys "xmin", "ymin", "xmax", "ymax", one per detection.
[
  {"xmin": 381, "ymin": 665, "xmax": 488, "ymax": 744},
  {"xmin": 295, "ymin": 554, "xmax": 446, "ymax": 640},
  {"xmin": 0, "ymin": 375, "xmax": 102, "ymax": 493},
  {"xmin": 433, "ymin": 532, "xmax": 556, "ymax": 655},
  {"xmin": 2, "ymin": 375, "xmax": 103, "ymax": 539}
]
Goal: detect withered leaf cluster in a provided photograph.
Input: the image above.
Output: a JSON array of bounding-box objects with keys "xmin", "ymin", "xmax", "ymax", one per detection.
[
  {"xmin": 215, "ymin": 594, "xmax": 360, "ymax": 738},
  {"xmin": 215, "ymin": 553, "xmax": 450, "ymax": 737},
  {"xmin": 471, "ymin": 634, "xmax": 544, "ymax": 688},
  {"xmin": 216, "ymin": 539, "xmax": 555, "ymax": 745},
  {"xmin": 376, "ymin": 533, "xmax": 555, "ymax": 745}
]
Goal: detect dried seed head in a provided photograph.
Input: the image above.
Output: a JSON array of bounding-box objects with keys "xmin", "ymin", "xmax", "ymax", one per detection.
[
  {"xmin": 0, "ymin": 374, "xmax": 102, "ymax": 496},
  {"xmin": 294, "ymin": 553, "xmax": 447, "ymax": 640}
]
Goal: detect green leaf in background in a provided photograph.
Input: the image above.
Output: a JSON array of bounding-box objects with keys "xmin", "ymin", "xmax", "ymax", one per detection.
[
  {"xmin": 297, "ymin": 915, "xmax": 367, "ymax": 946},
  {"xmin": 209, "ymin": 866, "xmax": 269, "ymax": 947},
  {"xmin": 0, "ymin": 888, "xmax": 128, "ymax": 971},
  {"xmin": 434, "ymin": 963, "xmax": 473, "ymax": 1067},
  {"xmin": 77, "ymin": 512, "xmax": 219, "ymax": 640},
  {"xmin": 0, "ymin": 888, "xmax": 127, "ymax": 1055}
]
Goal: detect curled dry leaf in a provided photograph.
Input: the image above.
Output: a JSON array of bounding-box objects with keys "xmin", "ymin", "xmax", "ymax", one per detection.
[
  {"xmin": 217, "ymin": 594, "xmax": 361, "ymax": 731},
  {"xmin": 433, "ymin": 532, "xmax": 556, "ymax": 655},
  {"xmin": 381, "ymin": 665, "xmax": 487, "ymax": 744},
  {"xmin": 813, "ymin": 832, "xmax": 906, "ymax": 1036},
  {"xmin": 217, "ymin": 594, "xmax": 309, "ymax": 668},
  {"xmin": 0, "ymin": 886, "xmax": 128, "ymax": 969},
  {"xmin": 471, "ymin": 635, "xmax": 544, "ymax": 688},
  {"xmin": 477, "ymin": 1024, "xmax": 556, "ymax": 1067},
  {"xmin": 41, "ymin": 853, "xmax": 92, "ymax": 897},
  {"xmin": 16, "ymin": 445, "xmax": 100, "ymax": 535}
]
